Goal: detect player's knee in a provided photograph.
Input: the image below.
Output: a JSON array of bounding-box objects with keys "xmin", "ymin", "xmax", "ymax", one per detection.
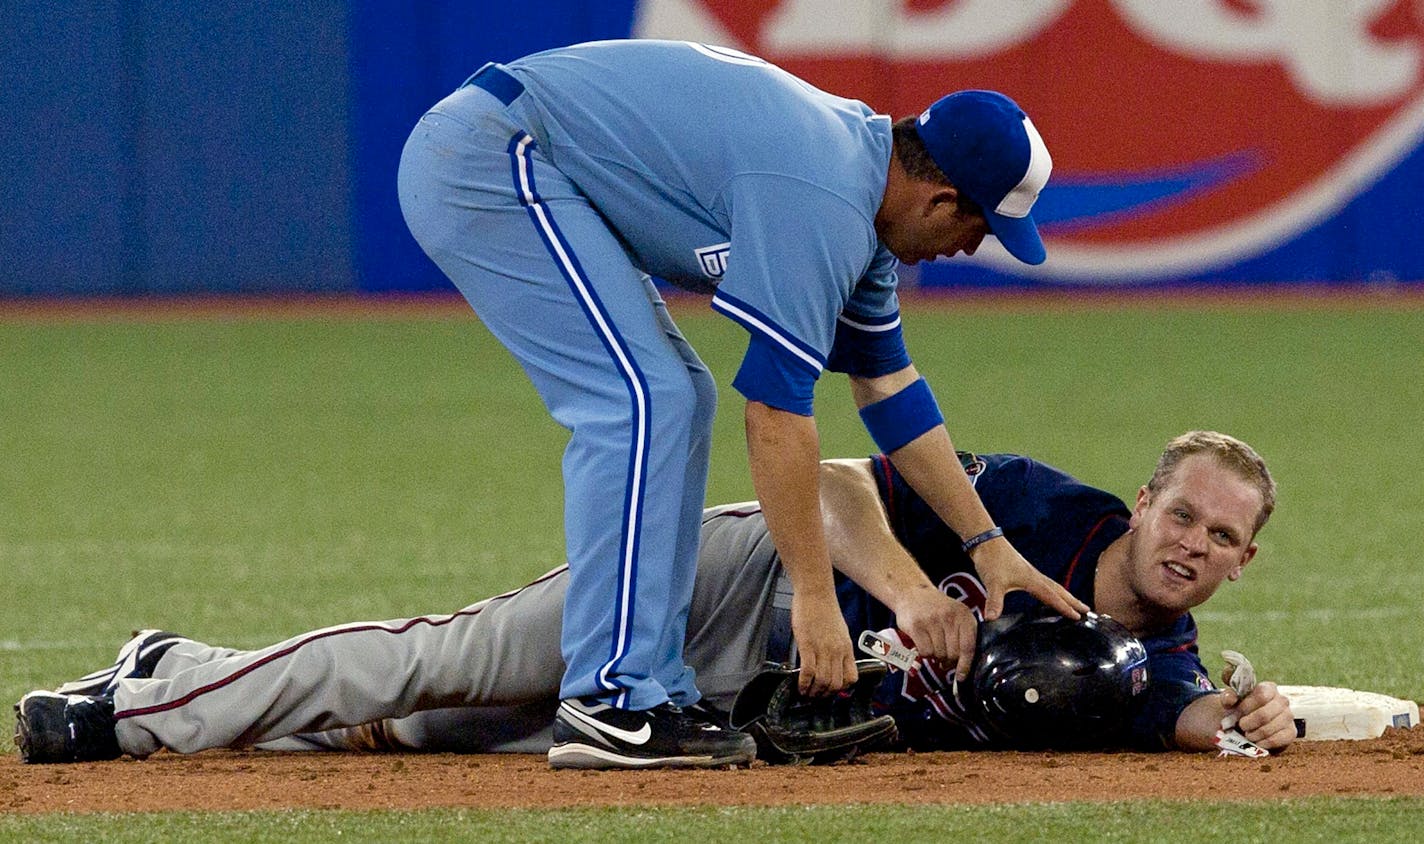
[
  {"xmin": 687, "ymin": 367, "xmax": 717, "ymax": 432},
  {"xmin": 643, "ymin": 367, "xmax": 708, "ymax": 428}
]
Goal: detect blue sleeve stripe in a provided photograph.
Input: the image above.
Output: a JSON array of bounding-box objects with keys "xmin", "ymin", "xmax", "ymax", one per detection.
[
  {"xmin": 711, "ymin": 291, "xmax": 826, "ymax": 373},
  {"xmin": 733, "ymin": 333, "xmax": 818, "ymax": 415},
  {"xmin": 838, "ymin": 311, "xmax": 901, "ymax": 332}
]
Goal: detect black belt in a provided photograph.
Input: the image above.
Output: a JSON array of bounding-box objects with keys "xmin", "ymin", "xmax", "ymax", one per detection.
[
  {"xmin": 765, "ymin": 568, "xmax": 797, "ymax": 667},
  {"xmin": 462, "ymin": 62, "xmax": 524, "ymax": 106}
]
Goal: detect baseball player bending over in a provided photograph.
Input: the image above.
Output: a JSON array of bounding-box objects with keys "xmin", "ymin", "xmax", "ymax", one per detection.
[
  {"xmin": 391, "ymin": 38, "xmax": 1084, "ymax": 768},
  {"xmin": 16, "ymin": 431, "xmax": 1295, "ymax": 763}
]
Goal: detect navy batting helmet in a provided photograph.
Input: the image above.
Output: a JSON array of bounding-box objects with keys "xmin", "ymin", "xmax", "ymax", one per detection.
[{"xmin": 965, "ymin": 610, "xmax": 1149, "ymax": 750}]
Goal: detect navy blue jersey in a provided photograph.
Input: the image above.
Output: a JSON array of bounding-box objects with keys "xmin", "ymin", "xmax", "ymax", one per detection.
[{"xmin": 851, "ymin": 452, "xmax": 1217, "ymax": 750}]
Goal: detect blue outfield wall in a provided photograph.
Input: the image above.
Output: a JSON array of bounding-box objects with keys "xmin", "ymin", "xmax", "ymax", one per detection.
[
  {"xmin": 2, "ymin": 1, "xmax": 1421, "ymax": 297},
  {"xmin": 2, "ymin": 3, "xmax": 357, "ymax": 296},
  {"xmin": 1, "ymin": 1, "xmax": 635, "ymax": 297},
  {"xmin": 345, "ymin": 1, "xmax": 639, "ymax": 293},
  {"xmin": 4, "ymin": 4, "xmax": 141, "ymax": 296}
]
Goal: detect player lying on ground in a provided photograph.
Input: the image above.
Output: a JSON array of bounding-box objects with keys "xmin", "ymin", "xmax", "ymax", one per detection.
[{"xmin": 15, "ymin": 431, "xmax": 1295, "ymax": 765}]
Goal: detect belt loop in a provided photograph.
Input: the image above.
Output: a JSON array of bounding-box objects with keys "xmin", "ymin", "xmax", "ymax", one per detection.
[
  {"xmin": 461, "ymin": 62, "xmax": 525, "ymax": 107},
  {"xmin": 460, "ymin": 62, "xmax": 496, "ymax": 89}
]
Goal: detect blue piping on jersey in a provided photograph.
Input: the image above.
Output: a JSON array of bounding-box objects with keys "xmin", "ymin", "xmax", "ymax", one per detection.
[
  {"xmin": 711, "ymin": 289, "xmax": 826, "ymax": 373},
  {"xmin": 508, "ymin": 131, "xmax": 649, "ymax": 707}
]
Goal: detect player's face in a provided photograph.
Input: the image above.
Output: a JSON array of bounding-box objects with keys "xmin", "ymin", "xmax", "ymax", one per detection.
[
  {"xmin": 879, "ymin": 189, "xmax": 990, "ymax": 265},
  {"xmin": 1123, "ymin": 454, "xmax": 1261, "ymax": 615}
]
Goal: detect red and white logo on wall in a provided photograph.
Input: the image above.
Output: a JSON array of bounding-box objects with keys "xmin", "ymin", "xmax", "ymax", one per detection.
[{"xmin": 636, "ymin": 1, "xmax": 1424, "ymax": 282}]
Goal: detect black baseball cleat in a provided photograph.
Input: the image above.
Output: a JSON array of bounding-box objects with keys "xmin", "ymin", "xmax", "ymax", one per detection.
[
  {"xmin": 549, "ymin": 697, "xmax": 757, "ymax": 770},
  {"xmin": 56, "ymin": 629, "xmax": 186, "ymax": 696},
  {"xmin": 684, "ymin": 699, "xmax": 732, "ymax": 730},
  {"xmin": 14, "ymin": 691, "xmax": 122, "ymax": 764}
]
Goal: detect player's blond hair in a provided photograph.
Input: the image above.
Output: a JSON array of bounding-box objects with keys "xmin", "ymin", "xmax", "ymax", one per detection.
[{"xmin": 1147, "ymin": 431, "xmax": 1276, "ymax": 536}]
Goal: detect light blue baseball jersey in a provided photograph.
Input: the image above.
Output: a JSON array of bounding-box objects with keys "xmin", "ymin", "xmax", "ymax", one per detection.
[{"xmin": 504, "ymin": 40, "xmax": 908, "ymax": 414}]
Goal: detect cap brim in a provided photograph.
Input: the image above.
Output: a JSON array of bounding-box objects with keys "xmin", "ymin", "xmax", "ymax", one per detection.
[{"xmin": 986, "ymin": 212, "xmax": 1046, "ymax": 266}]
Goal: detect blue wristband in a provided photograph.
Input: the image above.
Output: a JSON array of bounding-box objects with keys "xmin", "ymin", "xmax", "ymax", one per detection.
[{"xmin": 858, "ymin": 377, "xmax": 944, "ymax": 454}]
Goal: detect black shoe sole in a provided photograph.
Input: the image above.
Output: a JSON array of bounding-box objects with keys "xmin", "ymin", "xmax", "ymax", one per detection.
[{"xmin": 548, "ymin": 739, "xmax": 755, "ymax": 770}]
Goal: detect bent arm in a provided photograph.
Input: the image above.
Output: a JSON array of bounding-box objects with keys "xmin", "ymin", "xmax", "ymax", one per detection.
[
  {"xmin": 817, "ymin": 458, "xmax": 926, "ymax": 599},
  {"xmin": 817, "ymin": 457, "xmax": 977, "ymax": 674},
  {"xmin": 849, "ymin": 365, "xmax": 1088, "ymax": 620},
  {"xmin": 1174, "ymin": 683, "xmax": 1296, "ymax": 752}
]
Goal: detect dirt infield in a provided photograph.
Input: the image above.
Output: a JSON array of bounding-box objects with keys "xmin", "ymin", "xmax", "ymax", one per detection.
[{"xmin": 4, "ymin": 727, "xmax": 1421, "ymax": 814}]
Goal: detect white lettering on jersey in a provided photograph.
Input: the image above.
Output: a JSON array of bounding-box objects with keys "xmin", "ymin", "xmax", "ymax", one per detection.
[
  {"xmin": 694, "ymin": 241, "xmax": 731, "ymax": 278},
  {"xmin": 938, "ymin": 571, "xmax": 988, "ymax": 620}
]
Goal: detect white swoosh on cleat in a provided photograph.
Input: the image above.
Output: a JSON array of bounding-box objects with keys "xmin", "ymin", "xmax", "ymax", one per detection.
[{"xmin": 561, "ymin": 704, "xmax": 653, "ymax": 745}]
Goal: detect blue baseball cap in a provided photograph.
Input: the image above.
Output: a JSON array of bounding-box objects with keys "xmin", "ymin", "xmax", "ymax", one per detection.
[{"xmin": 914, "ymin": 90, "xmax": 1053, "ymax": 265}]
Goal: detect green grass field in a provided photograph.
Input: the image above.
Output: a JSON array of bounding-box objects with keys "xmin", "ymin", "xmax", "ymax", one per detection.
[
  {"xmin": 3, "ymin": 297, "xmax": 1423, "ymax": 839},
  {"xmin": 2, "ymin": 799, "xmax": 1423, "ymax": 842}
]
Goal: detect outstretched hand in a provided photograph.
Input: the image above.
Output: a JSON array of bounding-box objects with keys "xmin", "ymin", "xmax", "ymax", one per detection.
[{"xmin": 971, "ymin": 538, "xmax": 1089, "ymax": 620}]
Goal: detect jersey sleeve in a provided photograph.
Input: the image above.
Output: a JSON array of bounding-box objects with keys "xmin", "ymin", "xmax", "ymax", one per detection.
[
  {"xmin": 826, "ymin": 247, "xmax": 910, "ymax": 378},
  {"xmin": 1128, "ymin": 618, "xmax": 1218, "ymax": 750},
  {"xmin": 711, "ymin": 173, "xmax": 882, "ymax": 415},
  {"xmin": 871, "ymin": 452, "xmax": 1128, "ymax": 588}
]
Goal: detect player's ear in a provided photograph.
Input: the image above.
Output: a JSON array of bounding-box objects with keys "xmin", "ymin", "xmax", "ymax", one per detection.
[
  {"xmin": 1227, "ymin": 542, "xmax": 1258, "ymax": 581},
  {"xmin": 1128, "ymin": 485, "xmax": 1151, "ymax": 530},
  {"xmin": 925, "ymin": 184, "xmax": 960, "ymax": 217}
]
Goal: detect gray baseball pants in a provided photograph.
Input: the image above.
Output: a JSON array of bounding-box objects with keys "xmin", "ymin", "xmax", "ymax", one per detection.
[{"xmin": 113, "ymin": 505, "xmax": 782, "ymax": 756}]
